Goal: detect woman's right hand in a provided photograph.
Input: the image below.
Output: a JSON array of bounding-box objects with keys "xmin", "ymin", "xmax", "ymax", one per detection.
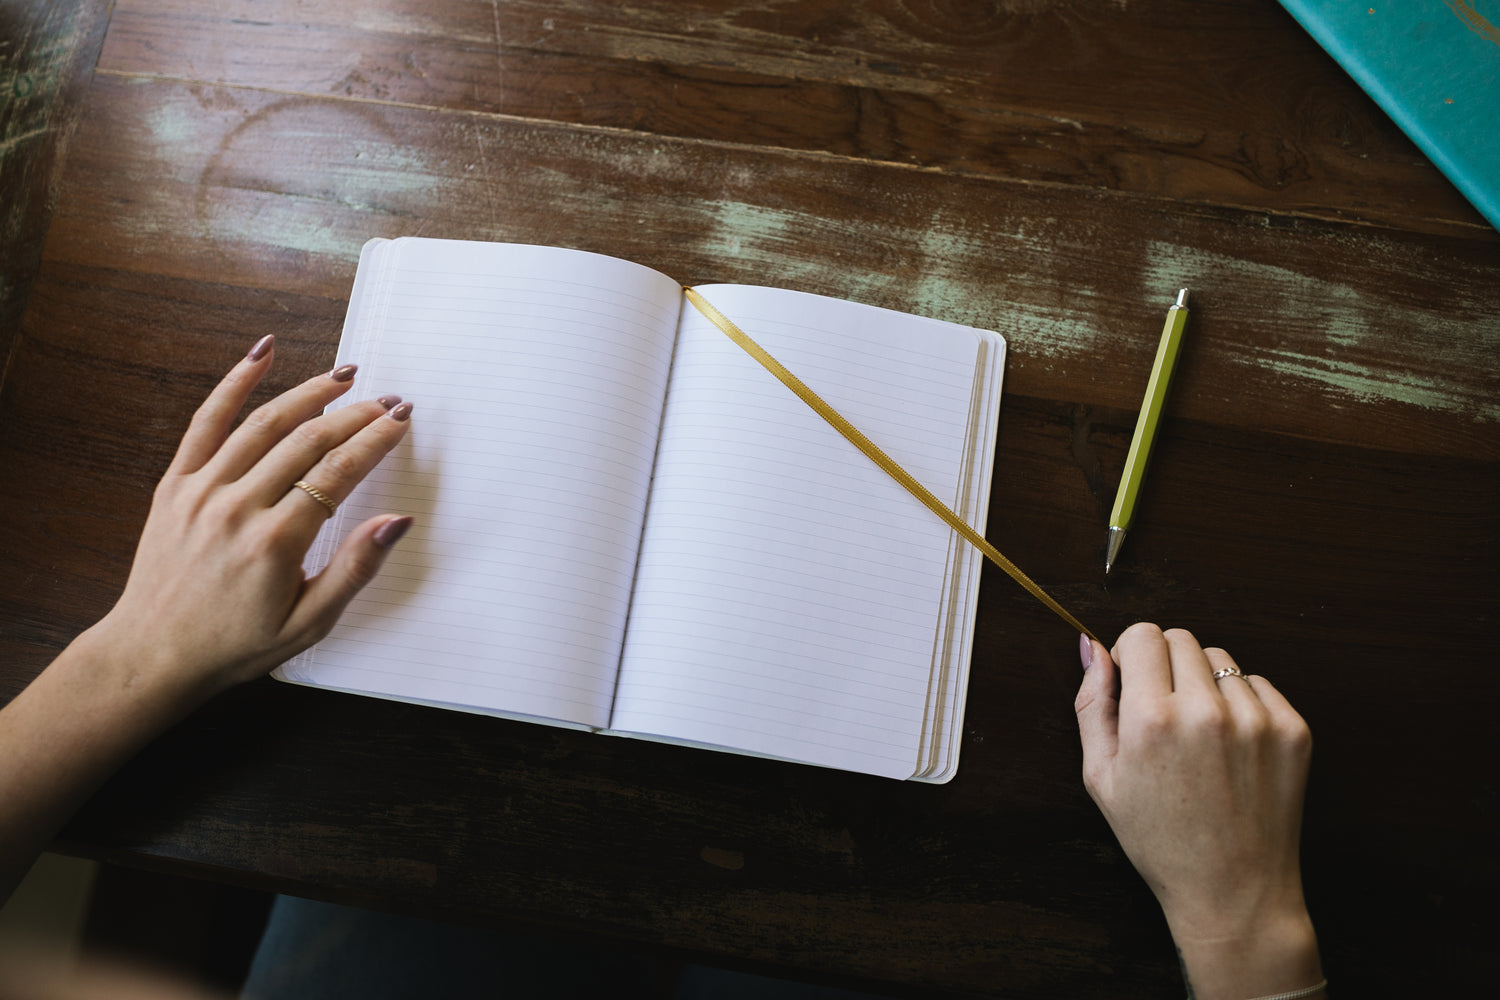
[{"xmin": 1074, "ymin": 623, "xmax": 1323, "ymax": 1000}]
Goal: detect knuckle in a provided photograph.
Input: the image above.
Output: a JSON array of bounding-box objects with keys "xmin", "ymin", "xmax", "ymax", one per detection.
[
  {"xmin": 362, "ymin": 410, "xmax": 407, "ymax": 448},
  {"xmin": 1112, "ymin": 622, "xmax": 1161, "ymax": 662},
  {"xmin": 152, "ymin": 474, "xmax": 181, "ymax": 504},
  {"xmin": 288, "ymin": 419, "xmax": 337, "ymax": 453},
  {"xmin": 1162, "ymin": 627, "xmax": 1199, "ymax": 647},
  {"xmin": 346, "ymin": 549, "xmax": 384, "ymax": 587},
  {"xmin": 317, "ymin": 445, "xmax": 363, "ymax": 483},
  {"xmin": 1132, "ymin": 704, "xmax": 1175, "ymax": 742},
  {"xmin": 1183, "ymin": 703, "xmax": 1230, "ymax": 740},
  {"xmin": 1240, "ymin": 708, "xmax": 1274, "ymax": 743},
  {"xmin": 186, "ymin": 400, "xmax": 219, "ymax": 432},
  {"xmin": 240, "ymin": 404, "xmax": 285, "ymax": 437},
  {"xmin": 203, "ymin": 487, "xmax": 251, "ymax": 529},
  {"xmin": 194, "ymin": 369, "xmax": 252, "ymax": 416},
  {"xmin": 1280, "ymin": 715, "xmax": 1314, "ymax": 756},
  {"xmin": 263, "ymin": 509, "xmax": 310, "ymax": 555}
]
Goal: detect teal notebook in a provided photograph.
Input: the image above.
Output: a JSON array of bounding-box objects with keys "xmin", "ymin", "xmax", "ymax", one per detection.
[{"xmin": 1278, "ymin": 0, "xmax": 1500, "ymax": 230}]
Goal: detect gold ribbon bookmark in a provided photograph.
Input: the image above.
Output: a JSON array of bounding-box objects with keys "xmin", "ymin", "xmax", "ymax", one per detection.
[{"xmin": 684, "ymin": 287, "xmax": 1096, "ymax": 641}]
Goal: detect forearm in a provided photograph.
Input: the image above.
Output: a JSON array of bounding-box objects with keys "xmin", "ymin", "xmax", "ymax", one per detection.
[
  {"xmin": 0, "ymin": 344, "xmax": 411, "ymax": 904},
  {"xmin": 1170, "ymin": 905, "xmax": 1323, "ymax": 1000},
  {"xmin": 0, "ymin": 620, "xmax": 207, "ymax": 901}
]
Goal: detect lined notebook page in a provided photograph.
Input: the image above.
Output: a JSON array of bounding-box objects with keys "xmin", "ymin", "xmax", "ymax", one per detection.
[
  {"xmin": 279, "ymin": 239, "xmax": 683, "ymax": 729},
  {"xmin": 611, "ymin": 285, "xmax": 985, "ymax": 779}
]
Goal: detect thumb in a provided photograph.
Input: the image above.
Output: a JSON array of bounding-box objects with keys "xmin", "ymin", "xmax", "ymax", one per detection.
[
  {"xmin": 285, "ymin": 515, "xmax": 414, "ymax": 647},
  {"xmin": 1073, "ymin": 635, "xmax": 1120, "ymax": 797}
]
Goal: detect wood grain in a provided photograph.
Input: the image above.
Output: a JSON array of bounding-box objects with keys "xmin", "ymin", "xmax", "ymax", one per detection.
[
  {"xmin": 41, "ymin": 77, "xmax": 1500, "ymax": 460},
  {"xmin": 0, "ymin": 0, "xmax": 112, "ymax": 365},
  {"xmin": 97, "ymin": 0, "xmax": 1495, "ymax": 237},
  {"xmin": 1, "ymin": 1, "xmax": 1496, "ymax": 996}
]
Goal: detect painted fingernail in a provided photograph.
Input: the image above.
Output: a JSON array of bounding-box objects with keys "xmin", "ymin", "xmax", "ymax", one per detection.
[
  {"xmin": 246, "ymin": 334, "xmax": 274, "ymax": 361},
  {"xmin": 376, "ymin": 394, "xmax": 402, "ymax": 410},
  {"xmin": 389, "ymin": 402, "xmax": 413, "ymax": 421},
  {"xmin": 331, "ymin": 364, "xmax": 358, "ymax": 382},
  {"xmin": 1079, "ymin": 633, "xmax": 1094, "ymax": 671},
  {"xmin": 372, "ymin": 515, "xmax": 413, "ymax": 549}
]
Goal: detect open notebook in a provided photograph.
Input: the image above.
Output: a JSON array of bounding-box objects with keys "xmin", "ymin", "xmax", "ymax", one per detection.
[{"xmin": 278, "ymin": 237, "xmax": 1005, "ymax": 781}]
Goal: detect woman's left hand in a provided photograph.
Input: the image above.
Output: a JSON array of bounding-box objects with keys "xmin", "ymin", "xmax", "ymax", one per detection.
[
  {"xmin": 1, "ymin": 334, "xmax": 417, "ymax": 902},
  {"xmin": 90, "ymin": 334, "xmax": 414, "ymax": 701}
]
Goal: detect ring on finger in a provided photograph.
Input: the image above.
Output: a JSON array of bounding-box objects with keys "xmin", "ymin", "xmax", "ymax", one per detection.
[
  {"xmin": 1211, "ymin": 665, "xmax": 1250, "ymax": 682},
  {"xmin": 290, "ymin": 479, "xmax": 339, "ymax": 517}
]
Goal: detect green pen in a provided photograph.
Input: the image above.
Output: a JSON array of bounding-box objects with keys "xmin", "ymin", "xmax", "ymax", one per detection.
[{"xmin": 1105, "ymin": 289, "xmax": 1190, "ymax": 574}]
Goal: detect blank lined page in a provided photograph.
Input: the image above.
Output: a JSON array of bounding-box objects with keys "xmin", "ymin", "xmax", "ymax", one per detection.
[
  {"xmin": 279, "ymin": 238, "xmax": 683, "ymax": 729},
  {"xmin": 611, "ymin": 285, "xmax": 984, "ymax": 778}
]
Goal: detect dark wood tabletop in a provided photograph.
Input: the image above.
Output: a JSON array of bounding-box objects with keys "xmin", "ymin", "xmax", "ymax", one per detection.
[{"xmin": 2, "ymin": 1, "xmax": 1496, "ymax": 996}]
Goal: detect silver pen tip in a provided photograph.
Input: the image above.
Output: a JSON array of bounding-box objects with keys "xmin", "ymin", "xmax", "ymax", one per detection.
[
  {"xmin": 1105, "ymin": 527, "xmax": 1126, "ymax": 575},
  {"xmin": 1175, "ymin": 288, "xmax": 1189, "ymax": 309}
]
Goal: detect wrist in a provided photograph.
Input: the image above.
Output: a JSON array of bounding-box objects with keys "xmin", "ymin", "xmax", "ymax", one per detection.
[
  {"xmin": 1168, "ymin": 904, "xmax": 1322, "ymax": 1000},
  {"xmin": 67, "ymin": 614, "xmax": 219, "ymax": 724},
  {"xmin": 0, "ymin": 621, "xmax": 214, "ymax": 895}
]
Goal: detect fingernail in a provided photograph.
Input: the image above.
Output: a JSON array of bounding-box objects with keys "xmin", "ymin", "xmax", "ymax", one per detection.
[
  {"xmin": 1079, "ymin": 634, "xmax": 1094, "ymax": 671},
  {"xmin": 373, "ymin": 515, "xmax": 413, "ymax": 549},
  {"xmin": 330, "ymin": 364, "xmax": 358, "ymax": 382},
  {"xmin": 246, "ymin": 334, "xmax": 274, "ymax": 361},
  {"xmin": 389, "ymin": 402, "xmax": 413, "ymax": 422},
  {"xmin": 376, "ymin": 394, "xmax": 402, "ymax": 410}
]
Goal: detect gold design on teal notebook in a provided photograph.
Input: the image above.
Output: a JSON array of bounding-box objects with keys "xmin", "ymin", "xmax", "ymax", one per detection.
[{"xmin": 1447, "ymin": 1, "xmax": 1500, "ymax": 47}]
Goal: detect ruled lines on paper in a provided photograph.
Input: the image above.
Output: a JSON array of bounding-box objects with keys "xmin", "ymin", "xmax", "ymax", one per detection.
[
  {"xmin": 283, "ymin": 240, "xmax": 684, "ymax": 728},
  {"xmin": 613, "ymin": 285, "xmax": 983, "ymax": 778}
]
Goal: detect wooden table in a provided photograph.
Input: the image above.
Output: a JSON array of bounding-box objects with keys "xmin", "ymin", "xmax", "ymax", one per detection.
[{"xmin": 3, "ymin": 2, "xmax": 1496, "ymax": 996}]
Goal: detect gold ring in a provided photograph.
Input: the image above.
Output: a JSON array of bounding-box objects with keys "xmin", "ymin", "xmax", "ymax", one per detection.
[
  {"xmin": 291, "ymin": 480, "xmax": 339, "ymax": 517},
  {"xmin": 1211, "ymin": 665, "xmax": 1248, "ymax": 682}
]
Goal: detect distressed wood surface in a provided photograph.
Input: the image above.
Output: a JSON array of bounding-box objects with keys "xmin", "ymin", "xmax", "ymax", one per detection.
[
  {"xmin": 0, "ymin": 0, "xmax": 112, "ymax": 358},
  {"xmin": 97, "ymin": 0, "xmax": 1493, "ymax": 237},
  {"xmin": 1, "ymin": 1, "xmax": 1496, "ymax": 996}
]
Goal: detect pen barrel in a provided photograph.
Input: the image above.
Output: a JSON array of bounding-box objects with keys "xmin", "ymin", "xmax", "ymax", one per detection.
[{"xmin": 1108, "ymin": 304, "xmax": 1190, "ymax": 530}]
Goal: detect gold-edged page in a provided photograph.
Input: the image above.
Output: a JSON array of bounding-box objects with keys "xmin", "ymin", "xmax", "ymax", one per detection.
[
  {"xmin": 913, "ymin": 331, "xmax": 1004, "ymax": 783},
  {"xmin": 278, "ymin": 238, "xmax": 684, "ymax": 730},
  {"xmin": 910, "ymin": 346, "xmax": 986, "ymax": 779},
  {"xmin": 609, "ymin": 285, "xmax": 998, "ymax": 779}
]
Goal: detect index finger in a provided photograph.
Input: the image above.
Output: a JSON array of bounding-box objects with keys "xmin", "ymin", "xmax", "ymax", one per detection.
[
  {"xmin": 203, "ymin": 364, "xmax": 360, "ymax": 485},
  {"xmin": 166, "ymin": 334, "xmax": 275, "ymax": 477},
  {"xmin": 1110, "ymin": 622, "xmax": 1174, "ymax": 704}
]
